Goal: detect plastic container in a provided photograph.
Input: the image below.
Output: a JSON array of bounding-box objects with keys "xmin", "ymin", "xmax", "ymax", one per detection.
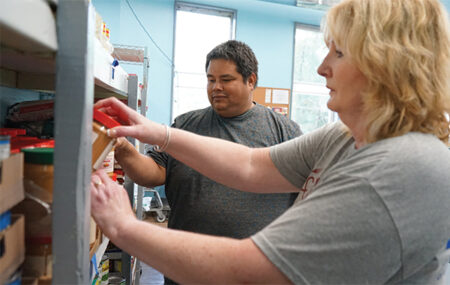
[
  {"xmin": 26, "ymin": 236, "xmax": 52, "ymax": 277},
  {"xmin": 0, "ymin": 135, "xmax": 10, "ymax": 161},
  {"xmin": 21, "ymin": 148, "xmax": 54, "ymax": 202},
  {"xmin": 108, "ymin": 273, "xmax": 125, "ymax": 285},
  {"xmin": 0, "ymin": 210, "xmax": 11, "ymax": 231},
  {"xmin": 92, "ymin": 109, "xmax": 120, "ymax": 171},
  {"xmin": 100, "ymin": 254, "xmax": 110, "ymax": 285}
]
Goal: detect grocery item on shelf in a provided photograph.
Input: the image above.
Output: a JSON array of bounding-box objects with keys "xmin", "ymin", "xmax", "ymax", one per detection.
[
  {"xmin": 21, "ymin": 148, "xmax": 54, "ymax": 203},
  {"xmin": 102, "ymin": 150, "xmax": 115, "ymax": 174},
  {"xmin": 99, "ymin": 254, "xmax": 109, "ymax": 285},
  {"xmin": 92, "ymin": 108, "xmax": 120, "ymax": 171},
  {"xmin": 0, "ymin": 210, "xmax": 11, "ymax": 232},
  {"xmin": 0, "ymin": 135, "xmax": 10, "ymax": 161},
  {"xmin": 6, "ymin": 100, "xmax": 54, "ymax": 123},
  {"xmin": 95, "ymin": 11, "xmax": 114, "ymax": 54}
]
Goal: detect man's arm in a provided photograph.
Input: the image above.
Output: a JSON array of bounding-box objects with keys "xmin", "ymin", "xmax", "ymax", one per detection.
[{"xmin": 114, "ymin": 137, "xmax": 165, "ymax": 188}]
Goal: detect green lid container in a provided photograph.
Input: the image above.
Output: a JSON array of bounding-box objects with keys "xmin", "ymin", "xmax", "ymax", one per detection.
[{"xmin": 21, "ymin": 148, "xmax": 54, "ymax": 164}]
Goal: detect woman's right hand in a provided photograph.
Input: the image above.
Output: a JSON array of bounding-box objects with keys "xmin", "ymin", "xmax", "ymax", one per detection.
[{"xmin": 94, "ymin": 97, "xmax": 166, "ymax": 146}]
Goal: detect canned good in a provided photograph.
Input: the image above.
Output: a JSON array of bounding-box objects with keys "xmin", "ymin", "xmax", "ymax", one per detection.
[{"xmin": 21, "ymin": 148, "xmax": 54, "ymax": 202}]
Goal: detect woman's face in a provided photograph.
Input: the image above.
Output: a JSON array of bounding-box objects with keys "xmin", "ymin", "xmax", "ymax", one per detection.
[{"xmin": 317, "ymin": 41, "xmax": 368, "ymax": 124}]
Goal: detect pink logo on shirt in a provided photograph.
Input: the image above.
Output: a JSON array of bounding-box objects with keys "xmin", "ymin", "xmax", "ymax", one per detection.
[{"xmin": 299, "ymin": 168, "xmax": 321, "ymax": 199}]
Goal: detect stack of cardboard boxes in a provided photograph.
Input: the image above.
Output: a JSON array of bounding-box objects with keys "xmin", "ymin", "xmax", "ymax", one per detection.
[{"xmin": 0, "ymin": 152, "xmax": 25, "ymax": 284}]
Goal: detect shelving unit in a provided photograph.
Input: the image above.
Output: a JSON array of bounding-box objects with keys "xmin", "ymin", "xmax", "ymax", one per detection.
[
  {"xmin": 112, "ymin": 44, "xmax": 149, "ymax": 285},
  {"xmin": 0, "ymin": 0, "xmax": 144, "ymax": 283}
]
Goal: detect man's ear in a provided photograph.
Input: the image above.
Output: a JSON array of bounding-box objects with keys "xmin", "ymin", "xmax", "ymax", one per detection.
[{"xmin": 247, "ymin": 73, "xmax": 257, "ymax": 90}]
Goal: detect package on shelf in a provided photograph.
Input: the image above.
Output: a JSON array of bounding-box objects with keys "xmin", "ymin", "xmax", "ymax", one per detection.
[
  {"xmin": 0, "ymin": 215, "xmax": 25, "ymax": 285},
  {"xmin": 5, "ymin": 99, "xmax": 55, "ymax": 139},
  {"xmin": 0, "ymin": 210, "xmax": 11, "ymax": 232},
  {"xmin": 0, "ymin": 153, "xmax": 25, "ymax": 214},
  {"xmin": 12, "ymin": 178, "xmax": 52, "ymax": 279},
  {"xmin": 12, "ymin": 149, "xmax": 53, "ymax": 280},
  {"xmin": 22, "ymin": 235, "xmax": 52, "ymax": 278},
  {"xmin": 6, "ymin": 100, "xmax": 54, "ymax": 123},
  {"xmin": 101, "ymin": 150, "xmax": 115, "ymax": 174},
  {"xmin": 92, "ymin": 109, "xmax": 120, "ymax": 171},
  {"xmin": 99, "ymin": 254, "xmax": 110, "ymax": 285},
  {"xmin": 0, "ymin": 135, "xmax": 10, "ymax": 161},
  {"xmin": 0, "ymin": 128, "xmax": 26, "ymax": 137},
  {"xmin": 10, "ymin": 136, "xmax": 54, "ymax": 154},
  {"xmin": 95, "ymin": 11, "xmax": 114, "ymax": 55}
]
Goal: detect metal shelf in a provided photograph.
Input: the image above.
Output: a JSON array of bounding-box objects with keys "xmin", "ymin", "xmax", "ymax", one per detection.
[
  {"xmin": 113, "ymin": 44, "xmax": 149, "ymax": 285},
  {"xmin": 0, "ymin": 0, "xmax": 141, "ymax": 283},
  {"xmin": 0, "ymin": 0, "xmax": 57, "ymax": 53},
  {"xmin": 0, "ymin": 1, "xmax": 129, "ymax": 98}
]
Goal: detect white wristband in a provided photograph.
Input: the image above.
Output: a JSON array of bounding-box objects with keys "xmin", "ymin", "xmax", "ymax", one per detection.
[{"xmin": 154, "ymin": 125, "xmax": 171, "ymax": 152}]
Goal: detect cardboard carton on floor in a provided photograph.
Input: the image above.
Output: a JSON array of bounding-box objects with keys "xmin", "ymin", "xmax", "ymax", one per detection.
[{"xmin": 0, "ymin": 214, "xmax": 25, "ymax": 284}]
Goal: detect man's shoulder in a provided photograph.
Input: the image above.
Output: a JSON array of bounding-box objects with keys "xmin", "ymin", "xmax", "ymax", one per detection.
[
  {"xmin": 253, "ymin": 104, "xmax": 302, "ymax": 134},
  {"xmin": 174, "ymin": 107, "xmax": 214, "ymax": 128}
]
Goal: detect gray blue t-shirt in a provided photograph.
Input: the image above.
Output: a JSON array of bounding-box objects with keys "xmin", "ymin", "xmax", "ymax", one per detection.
[
  {"xmin": 148, "ymin": 103, "xmax": 302, "ymax": 238},
  {"xmin": 252, "ymin": 122, "xmax": 450, "ymax": 284}
]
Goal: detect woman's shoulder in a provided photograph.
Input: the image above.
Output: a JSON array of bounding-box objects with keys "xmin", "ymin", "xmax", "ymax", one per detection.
[{"xmin": 350, "ymin": 132, "xmax": 450, "ymax": 185}]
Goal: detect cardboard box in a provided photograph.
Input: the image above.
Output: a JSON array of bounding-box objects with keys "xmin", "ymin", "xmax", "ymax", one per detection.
[
  {"xmin": 0, "ymin": 153, "xmax": 25, "ymax": 213},
  {"xmin": 0, "ymin": 214, "xmax": 25, "ymax": 284},
  {"xmin": 22, "ymin": 276, "xmax": 52, "ymax": 285}
]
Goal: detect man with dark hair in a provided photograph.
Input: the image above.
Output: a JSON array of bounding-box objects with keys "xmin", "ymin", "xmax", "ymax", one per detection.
[{"xmin": 113, "ymin": 40, "xmax": 301, "ymax": 283}]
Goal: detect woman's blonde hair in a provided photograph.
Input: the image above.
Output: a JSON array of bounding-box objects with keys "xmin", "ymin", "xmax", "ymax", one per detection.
[{"xmin": 324, "ymin": 0, "xmax": 450, "ymax": 143}]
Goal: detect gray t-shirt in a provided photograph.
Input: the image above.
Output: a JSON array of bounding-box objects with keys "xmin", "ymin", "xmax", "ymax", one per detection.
[
  {"xmin": 252, "ymin": 122, "xmax": 450, "ymax": 284},
  {"xmin": 148, "ymin": 103, "xmax": 302, "ymax": 238}
]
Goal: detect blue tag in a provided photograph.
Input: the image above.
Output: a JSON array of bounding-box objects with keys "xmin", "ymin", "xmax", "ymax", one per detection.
[{"xmin": 91, "ymin": 255, "xmax": 99, "ymax": 275}]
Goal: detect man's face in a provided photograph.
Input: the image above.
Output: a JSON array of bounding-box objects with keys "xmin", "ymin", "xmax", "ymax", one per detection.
[{"xmin": 206, "ymin": 59, "xmax": 256, "ymax": 117}]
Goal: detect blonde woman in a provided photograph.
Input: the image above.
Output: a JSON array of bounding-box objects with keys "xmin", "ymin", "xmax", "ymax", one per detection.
[{"xmin": 91, "ymin": 0, "xmax": 450, "ymax": 283}]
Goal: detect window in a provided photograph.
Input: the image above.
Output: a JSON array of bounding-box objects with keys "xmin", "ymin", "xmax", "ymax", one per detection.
[
  {"xmin": 291, "ymin": 24, "xmax": 336, "ymax": 133},
  {"xmin": 297, "ymin": 0, "xmax": 341, "ymax": 10},
  {"xmin": 172, "ymin": 3, "xmax": 235, "ymax": 121}
]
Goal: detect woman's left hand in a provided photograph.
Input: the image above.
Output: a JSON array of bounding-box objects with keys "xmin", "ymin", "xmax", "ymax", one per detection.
[{"xmin": 90, "ymin": 169, "xmax": 136, "ymax": 240}]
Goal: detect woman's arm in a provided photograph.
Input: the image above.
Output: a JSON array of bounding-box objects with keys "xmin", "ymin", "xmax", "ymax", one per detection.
[
  {"xmin": 91, "ymin": 170, "xmax": 292, "ymax": 284},
  {"xmin": 95, "ymin": 97, "xmax": 299, "ymax": 193}
]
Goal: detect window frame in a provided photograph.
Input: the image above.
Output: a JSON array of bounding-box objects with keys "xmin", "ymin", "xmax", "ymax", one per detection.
[
  {"xmin": 290, "ymin": 23, "xmax": 337, "ymax": 133},
  {"xmin": 171, "ymin": 2, "xmax": 236, "ymax": 122}
]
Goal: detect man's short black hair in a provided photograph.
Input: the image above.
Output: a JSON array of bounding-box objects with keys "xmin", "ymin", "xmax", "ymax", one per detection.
[{"xmin": 205, "ymin": 40, "xmax": 258, "ymax": 87}]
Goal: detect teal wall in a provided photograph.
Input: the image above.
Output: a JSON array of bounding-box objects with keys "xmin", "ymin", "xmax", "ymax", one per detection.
[
  {"xmin": 92, "ymin": 0, "xmax": 175, "ymax": 125},
  {"xmin": 443, "ymin": 0, "xmax": 450, "ymax": 10},
  {"xmin": 92, "ymin": 0, "xmax": 450, "ymax": 125}
]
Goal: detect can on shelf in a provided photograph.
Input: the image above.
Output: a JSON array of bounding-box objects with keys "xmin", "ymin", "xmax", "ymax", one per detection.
[{"xmin": 21, "ymin": 147, "xmax": 54, "ymax": 203}]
